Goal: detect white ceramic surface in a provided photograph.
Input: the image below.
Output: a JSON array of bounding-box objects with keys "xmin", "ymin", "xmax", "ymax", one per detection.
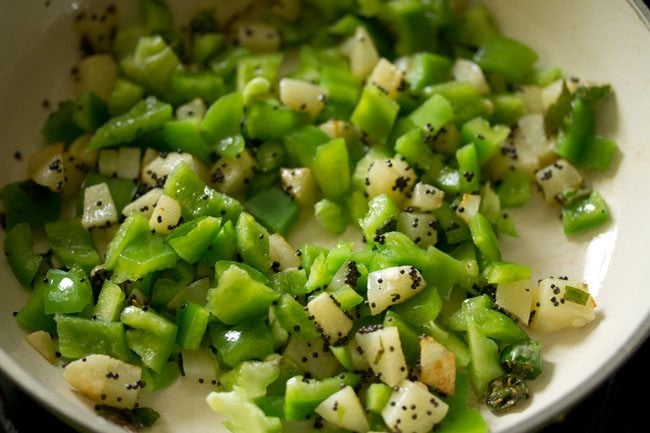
[{"xmin": 0, "ymin": 1, "xmax": 649, "ymax": 432}]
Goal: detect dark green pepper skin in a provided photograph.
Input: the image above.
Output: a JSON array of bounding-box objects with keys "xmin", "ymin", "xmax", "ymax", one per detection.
[
  {"xmin": 485, "ymin": 373, "xmax": 530, "ymax": 413},
  {"xmin": 500, "ymin": 340, "xmax": 543, "ymax": 380}
]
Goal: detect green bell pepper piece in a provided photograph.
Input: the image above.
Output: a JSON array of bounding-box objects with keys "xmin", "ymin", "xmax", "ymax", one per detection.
[
  {"xmin": 358, "ymin": 194, "xmax": 400, "ymax": 242},
  {"xmin": 489, "ymin": 93, "xmax": 524, "ymax": 126},
  {"xmin": 56, "ymin": 315, "xmax": 133, "ymax": 362},
  {"xmin": 43, "ymin": 265, "xmax": 93, "ymax": 315},
  {"xmin": 468, "ymin": 213, "xmax": 501, "ymax": 262},
  {"xmin": 209, "ymin": 319, "xmax": 274, "ymax": 367},
  {"xmin": 170, "ymin": 69, "xmax": 224, "ymax": 105},
  {"xmin": 161, "ymin": 118, "xmax": 212, "ymax": 164},
  {"xmin": 200, "ymin": 91, "xmax": 244, "ymax": 145},
  {"xmin": 375, "ymin": 231, "xmax": 431, "ymax": 269},
  {"xmin": 474, "ymin": 35, "xmax": 538, "ymax": 84},
  {"xmin": 312, "ymin": 138, "xmax": 351, "ymax": 200},
  {"xmin": 108, "ymin": 78, "xmax": 145, "ymax": 116},
  {"xmin": 191, "ymin": 32, "xmax": 223, "ymax": 64},
  {"xmin": 423, "ymin": 81, "xmax": 489, "ymax": 125},
  {"xmin": 351, "ymin": 85, "xmax": 400, "ymax": 145},
  {"xmin": 200, "ymin": 220, "xmax": 237, "ymax": 265},
  {"xmin": 365, "ymin": 383, "xmax": 393, "ymax": 414},
  {"xmin": 140, "ymin": 0, "xmax": 173, "ymax": 34},
  {"xmin": 214, "ymin": 260, "xmax": 270, "ymax": 286},
  {"xmin": 88, "ymin": 97, "xmax": 173, "ymax": 150},
  {"xmin": 466, "ymin": 318, "xmax": 505, "ymax": 397},
  {"xmin": 554, "ymin": 98, "xmax": 595, "ymax": 163},
  {"xmin": 176, "ymin": 301, "xmax": 210, "ymax": 350},
  {"xmin": 120, "ymin": 35, "xmax": 181, "ymax": 97},
  {"xmin": 496, "ymin": 168, "xmax": 530, "ymax": 208},
  {"xmin": 165, "ymin": 216, "xmax": 221, "ymax": 264},
  {"xmin": 394, "ymin": 128, "xmax": 444, "ymax": 178},
  {"xmin": 163, "ymin": 162, "xmax": 242, "ymax": 223},
  {"xmin": 41, "ymin": 100, "xmax": 85, "ymax": 144},
  {"xmin": 579, "ymin": 135, "xmax": 618, "ymax": 171},
  {"xmin": 93, "ymin": 280, "xmax": 126, "ymax": 322},
  {"xmin": 3, "ymin": 223, "xmax": 43, "ymax": 288},
  {"xmin": 45, "ymin": 218, "xmax": 100, "ymax": 274},
  {"xmin": 237, "ymin": 53, "xmax": 283, "ymax": 92},
  {"xmin": 245, "ymin": 187, "xmax": 300, "ymax": 236},
  {"xmin": 104, "ymin": 212, "xmax": 151, "ymax": 270},
  {"xmin": 385, "ymin": 0, "xmax": 439, "ymax": 56},
  {"xmin": 451, "ymin": 4, "xmax": 497, "ymax": 47},
  {"xmin": 403, "ymin": 52, "xmax": 453, "ymax": 95},
  {"xmin": 408, "ymin": 93, "xmax": 455, "ymax": 133},
  {"xmin": 112, "ymin": 233, "xmax": 179, "ymax": 283},
  {"xmin": 0, "ymin": 180, "xmax": 62, "ymax": 229},
  {"xmin": 391, "ymin": 283, "xmax": 443, "ymax": 327},
  {"xmin": 73, "ymin": 91, "xmax": 110, "ymax": 131},
  {"xmin": 284, "ymin": 373, "xmax": 361, "ymax": 421},
  {"xmin": 245, "ymin": 99, "xmax": 306, "ymax": 141},
  {"xmin": 255, "ymin": 142, "xmax": 286, "ymax": 173},
  {"xmin": 122, "ymin": 305, "xmax": 178, "ymax": 373},
  {"xmin": 206, "ymin": 264, "xmax": 279, "ymax": 325},
  {"xmin": 314, "ymin": 199, "xmax": 348, "ymax": 235},
  {"xmin": 235, "ymin": 212, "xmax": 271, "ymax": 274},
  {"xmin": 561, "ymin": 190, "xmax": 610, "ymax": 236},
  {"xmin": 15, "ymin": 280, "xmax": 56, "ymax": 333},
  {"xmin": 456, "ymin": 144, "xmax": 481, "ymax": 193},
  {"xmin": 461, "ymin": 117, "xmax": 511, "ymax": 165},
  {"xmin": 318, "ymin": 66, "xmax": 361, "ymax": 121},
  {"xmin": 270, "ymin": 269, "xmax": 309, "ymax": 296},
  {"xmin": 421, "ymin": 246, "xmax": 463, "ymax": 299},
  {"xmin": 282, "ymin": 125, "xmax": 330, "ymax": 167},
  {"xmin": 448, "ymin": 295, "xmax": 529, "ymax": 344},
  {"xmin": 431, "ymin": 202, "xmax": 471, "ymax": 246},
  {"xmin": 483, "ymin": 261, "xmax": 532, "ymax": 285}
]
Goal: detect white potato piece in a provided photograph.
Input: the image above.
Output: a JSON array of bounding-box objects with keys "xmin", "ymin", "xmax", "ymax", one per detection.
[
  {"xmin": 535, "ymin": 159, "xmax": 583, "ymax": 203},
  {"xmin": 316, "ymin": 386, "xmax": 369, "ymax": 433},
  {"xmin": 82, "ymin": 183, "xmax": 118, "ymax": 230},
  {"xmin": 63, "ymin": 354, "xmax": 142, "ymax": 409},
  {"xmin": 419, "ymin": 336, "xmax": 456, "ymax": 396},
  {"xmin": 279, "ymin": 78, "xmax": 327, "ymax": 119},
  {"xmin": 341, "ymin": 26, "xmax": 379, "ymax": 79},
  {"xmin": 149, "ymin": 194, "xmax": 181, "ymax": 235},
  {"xmin": 355, "ymin": 325, "xmax": 407, "ymax": 387},
  {"xmin": 28, "ymin": 143, "xmax": 65, "ymax": 193},
  {"xmin": 382, "ymin": 380, "xmax": 449, "ymax": 433},
  {"xmin": 307, "ymin": 292, "xmax": 353, "ymax": 345},
  {"xmin": 529, "ymin": 277, "xmax": 596, "ymax": 333}
]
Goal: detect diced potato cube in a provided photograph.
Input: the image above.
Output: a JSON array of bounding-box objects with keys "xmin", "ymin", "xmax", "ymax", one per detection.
[
  {"xmin": 82, "ymin": 183, "xmax": 118, "ymax": 230},
  {"xmin": 149, "ymin": 194, "xmax": 181, "ymax": 234},
  {"xmin": 529, "ymin": 277, "xmax": 596, "ymax": 333}
]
